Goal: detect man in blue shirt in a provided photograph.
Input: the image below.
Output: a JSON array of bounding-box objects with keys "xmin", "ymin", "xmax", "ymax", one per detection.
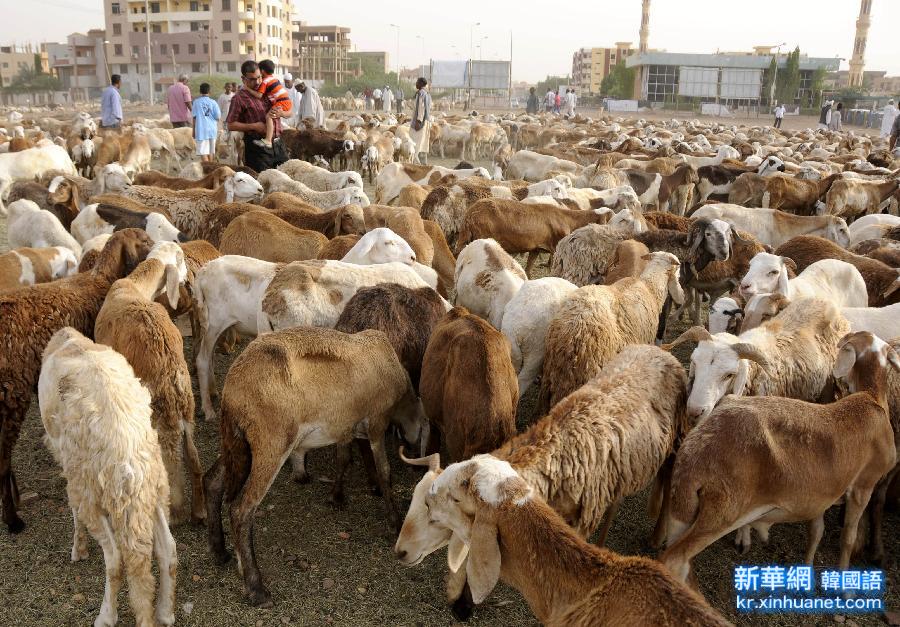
[
  {"xmin": 192, "ymin": 82, "xmax": 221, "ymax": 162},
  {"xmin": 100, "ymin": 74, "xmax": 123, "ymax": 130}
]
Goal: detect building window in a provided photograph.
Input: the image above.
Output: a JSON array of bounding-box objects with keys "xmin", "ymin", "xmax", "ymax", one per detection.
[
  {"xmin": 112, "ymin": 23, "xmax": 121, "ymax": 36},
  {"xmin": 222, "ymin": 40, "xmax": 232, "ymax": 53},
  {"xmin": 646, "ymin": 64, "xmax": 679, "ymax": 102},
  {"xmin": 190, "ymin": 1, "xmax": 199, "ymax": 10},
  {"xmin": 172, "ymin": 44, "xmax": 180, "ymax": 54},
  {"xmin": 222, "ymin": 0, "xmax": 230, "ymax": 8},
  {"xmin": 160, "ymin": 44, "xmax": 167, "ymax": 55},
  {"xmin": 258, "ymin": 23, "xmax": 262, "ymax": 34},
  {"xmin": 192, "ymin": 62, "xmax": 203, "ymax": 73},
  {"xmin": 227, "ymin": 61, "xmax": 236, "ymax": 72},
  {"xmin": 151, "ymin": 24, "xmax": 161, "ymax": 33},
  {"xmin": 119, "ymin": 63, "xmax": 128, "ymax": 73},
  {"xmin": 153, "ymin": 62, "xmax": 161, "ymax": 73},
  {"xmin": 191, "ymin": 22, "xmax": 200, "ymax": 31},
  {"xmin": 155, "ymin": 83, "xmax": 163, "ymax": 92},
  {"xmin": 222, "ymin": 19, "xmax": 231, "ymax": 32},
  {"xmin": 188, "ymin": 44, "xmax": 196, "ymax": 54},
  {"xmin": 203, "ymin": 43, "xmax": 208, "ymax": 54},
  {"xmin": 132, "ymin": 45, "xmax": 139, "ymax": 56},
  {"xmin": 114, "ymin": 44, "xmax": 123, "ymax": 56},
  {"xmin": 150, "ymin": 2, "xmax": 159, "ymax": 12},
  {"xmin": 111, "ymin": 2, "xmax": 120, "ymax": 14}
]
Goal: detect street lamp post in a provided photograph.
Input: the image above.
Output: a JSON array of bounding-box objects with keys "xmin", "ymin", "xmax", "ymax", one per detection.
[
  {"xmin": 770, "ymin": 42, "xmax": 786, "ymax": 106},
  {"xmin": 102, "ymin": 40, "xmax": 111, "ymax": 85},
  {"xmin": 145, "ymin": 0, "xmax": 154, "ymax": 105},
  {"xmin": 389, "ymin": 24, "xmax": 400, "ymax": 88},
  {"xmin": 467, "ymin": 22, "xmax": 480, "ymax": 109}
]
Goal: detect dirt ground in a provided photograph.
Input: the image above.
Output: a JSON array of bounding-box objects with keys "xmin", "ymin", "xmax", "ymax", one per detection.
[{"xmin": 0, "ymin": 118, "xmax": 896, "ymax": 626}]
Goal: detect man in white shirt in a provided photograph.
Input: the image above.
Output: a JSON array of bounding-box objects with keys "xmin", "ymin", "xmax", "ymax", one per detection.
[
  {"xmin": 564, "ymin": 89, "xmax": 577, "ymax": 118},
  {"xmin": 217, "ymin": 82, "xmax": 234, "ymax": 129},
  {"xmin": 283, "ymin": 73, "xmax": 303, "ymax": 127},
  {"xmin": 545, "ymin": 89, "xmax": 555, "ymax": 112},
  {"xmin": 881, "ymin": 99, "xmax": 899, "ymax": 138},
  {"xmin": 773, "ymin": 103, "xmax": 785, "ymax": 129}
]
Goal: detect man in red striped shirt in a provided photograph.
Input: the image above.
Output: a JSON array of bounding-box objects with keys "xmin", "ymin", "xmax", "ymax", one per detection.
[{"xmin": 225, "ymin": 60, "xmax": 288, "ymax": 172}]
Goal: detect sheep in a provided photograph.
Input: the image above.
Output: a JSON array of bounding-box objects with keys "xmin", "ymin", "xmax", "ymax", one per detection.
[
  {"xmin": 603, "ymin": 240, "xmax": 651, "ymax": 284},
  {"xmin": 276, "ymin": 158, "xmax": 363, "ymax": 191},
  {"xmin": 824, "ymin": 177, "xmax": 900, "ymax": 220},
  {"xmin": 419, "ymin": 307, "xmax": 519, "ymax": 463},
  {"xmin": 737, "ymin": 252, "xmax": 868, "ymax": 307},
  {"xmin": 340, "ymin": 227, "xmax": 418, "ymax": 266},
  {"xmin": 317, "ymin": 234, "xmax": 360, "ymax": 260},
  {"xmin": 455, "ymin": 239, "xmax": 527, "ymax": 328},
  {"xmin": 219, "ymin": 211, "xmax": 328, "ymax": 262},
  {"xmin": 396, "ymin": 182, "xmax": 431, "ymax": 209},
  {"xmin": 0, "ymin": 229, "xmax": 154, "ymax": 532},
  {"xmin": 0, "ymin": 142, "xmax": 76, "ymax": 213},
  {"xmin": 6, "ymin": 198, "xmax": 82, "ymax": 258},
  {"xmin": 71, "ymin": 203, "xmax": 186, "ymax": 245},
  {"xmin": 203, "ymin": 327, "xmax": 425, "ymax": 606},
  {"xmin": 661, "ymin": 331, "xmax": 898, "ymax": 589},
  {"xmin": 374, "ymin": 161, "xmax": 490, "ymax": 205},
  {"xmin": 500, "ymin": 276, "xmax": 578, "ymax": 395},
  {"xmin": 506, "ymin": 149, "xmax": 582, "ymax": 181},
  {"xmin": 258, "ymin": 169, "xmax": 370, "ymax": 209},
  {"xmin": 540, "ymin": 252, "xmax": 684, "ymax": 411},
  {"xmin": 38, "ymin": 328, "xmax": 177, "ymax": 627},
  {"xmin": 281, "ymin": 127, "xmax": 354, "ymax": 167},
  {"xmin": 193, "ymin": 257, "xmax": 436, "ymax": 421},
  {"xmin": 692, "ymin": 204, "xmax": 851, "ymax": 249},
  {"xmin": 121, "ymin": 172, "xmax": 263, "ymax": 239},
  {"xmin": 94, "ymin": 241, "xmax": 205, "ymax": 525},
  {"xmin": 394, "ymin": 453, "xmax": 730, "ymax": 626},
  {"xmin": 364, "ymin": 205, "xmax": 435, "ymax": 265},
  {"xmin": 775, "ymin": 235, "xmax": 900, "ymax": 307},
  {"xmin": 0, "ymin": 246, "xmax": 77, "ymax": 292},
  {"xmin": 707, "ymin": 296, "xmax": 743, "ymax": 334},
  {"xmin": 46, "ymin": 163, "xmax": 133, "ymax": 211},
  {"xmin": 396, "ymin": 345, "xmax": 716, "ymax": 623},
  {"xmin": 457, "ymin": 199, "xmax": 612, "ymax": 276},
  {"xmin": 119, "ymin": 132, "xmax": 153, "ymax": 176},
  {"xmin": 132, "ymin": 165, "xmax": 234, "ymax": 190}
]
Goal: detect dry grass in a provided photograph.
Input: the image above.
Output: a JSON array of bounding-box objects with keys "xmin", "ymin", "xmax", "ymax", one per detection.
[{"xmin": 0, "ymin": 143, "xmax": 896, "ymax": 626}]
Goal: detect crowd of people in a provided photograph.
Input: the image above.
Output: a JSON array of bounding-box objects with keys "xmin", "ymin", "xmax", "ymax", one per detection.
[{"xmin": 524, "ymin": 86, "xmax": 577, "ymax": 118}]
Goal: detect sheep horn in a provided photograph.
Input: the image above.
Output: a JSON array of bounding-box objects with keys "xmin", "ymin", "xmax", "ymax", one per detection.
[
  {"xmin": 881, "ymin": 273, "xmax": 900, "ymax": 299},
  {"xmin": 730, "ymin": 342, "xmax": 770, "ymax": 368},
  {"xmin": 398, "ymin": 447, "xmax": 441, "ymax": 472},
  {"xmin": 660, "ymin": 326, "xmax": 713, "ymax": 351}
]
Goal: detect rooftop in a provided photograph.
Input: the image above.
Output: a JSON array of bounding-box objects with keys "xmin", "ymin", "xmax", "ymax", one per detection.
[{"xmin": 625, "ymin": 51, "xmax": 840, "ymax": 71}]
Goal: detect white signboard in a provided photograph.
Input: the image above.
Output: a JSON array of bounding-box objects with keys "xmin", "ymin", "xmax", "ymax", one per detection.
[
  {"xmin": 720, "ymin": 68, "xmax": 762, "ymax": 99},
  {"xmin": 606, "ymin": 99, "xmax": 639, "ymax": 112},
  {"xmin": 679, "ymin": 66, "xmax": 718, "ymax": 98},
  {"xmin": 430, "ymin": 61, "xmax": 468, "ymax": 89}
]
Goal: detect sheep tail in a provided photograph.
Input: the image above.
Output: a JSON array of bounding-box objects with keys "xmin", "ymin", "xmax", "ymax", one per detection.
[{"xmin": 220, "ymin": 405, "xmax": 252, "ymax": 504}]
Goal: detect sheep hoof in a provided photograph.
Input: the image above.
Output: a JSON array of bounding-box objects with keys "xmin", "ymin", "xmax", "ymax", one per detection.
[
  {"xmin": 6, "ymin": 515, "xmax": 25, "ymax": 534},
  {"xmin": 292, "ymin": 472, "xmax": 311, "ymax": 485},
  {"xmin": 156, "ymin": 611, "xmax": 176, "ymax": 626},
  {"xmin": 190, "ymin": 511, "xmax": 207, "ymax": 526},
  {"xmin": 328, "ymin": 492, "xmax": 345, "ymax": 509},
  {"xmin": 71, "ymin": 545, "xmax": 89, "ymax": 562},
  {"xmin": 212, "ymin": 548, "xmax": 232, "ymax": 566},
  {"xmin": 246, "ymin": 588, "xmax": 273, "ymax": 608},
  {"xmin": 450, "ymin": 593, "xmax": 475, "ymax": 622}
]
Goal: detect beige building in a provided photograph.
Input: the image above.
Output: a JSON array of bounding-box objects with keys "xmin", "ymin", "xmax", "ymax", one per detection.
[
  {"xmin": 104, "ymin": 0, "xmax": 295, "ymax": 100},
  {"xmin": 291, "ymin": 23, "xmax": 352, "ymax": 85},
  {"xmin": 0, "ymin": 44, "xmax": 41, "ymax": 88},
  {"xmin": 47, "ymin": 30, "xmax": 110, "ymax": 101},
  {"xmin": 571, "ymin": 42, "xmax": 634, "ymax": 95},
  {"xmin": 871, "ymin": 74, "xmax": 900, "ymax": 96},
  {"xmin": 350, "ymin": 50, "xmax": 389, "ymax": 74}
]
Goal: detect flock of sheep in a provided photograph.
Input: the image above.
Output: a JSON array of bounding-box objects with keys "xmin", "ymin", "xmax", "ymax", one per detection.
[{"xmin": 0, "ymin": 101, "xmax": 899, "ymax": 626}]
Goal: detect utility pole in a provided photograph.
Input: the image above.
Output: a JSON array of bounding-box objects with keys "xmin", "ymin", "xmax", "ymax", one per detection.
[
  {"xmin": 171, "ymin": 49, "xmax": 177, "ymax": 81},
  {"xmin": 770, "ymin": 42, "xmax": 786, "ymax": 105},
  {"xmin": 144, "ymin": 0, "xmax": 154, "ymax": 104},
  {"xmin": 208, "ymin": 25, "xmax": 214, "ymax": 77}
]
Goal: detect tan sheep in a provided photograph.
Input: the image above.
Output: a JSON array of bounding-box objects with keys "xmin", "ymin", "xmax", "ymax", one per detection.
[{"xmin": 219, "ymin": 211, "xmax": 328, "ymax": 262}]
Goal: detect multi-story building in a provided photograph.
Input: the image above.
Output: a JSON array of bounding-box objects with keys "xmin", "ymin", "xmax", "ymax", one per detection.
[
  {"xmin": 291, "ymin": 23, "xmax": 352, "ymax": 85},
  {"xmin": 47, "ymin": 29, "xmax": 109, "ymax": 101},
  {"xmin": 0, "ymin": 44, "xmax": 41, "ymax": 88},
  {"xmin": 104, "ymin": 0, "xmax": 295, "ymax": 100},
  {"xmin": 571, "ymin": 42, "xmax": 634, "ymax": 95},
  {"xmin": 350, "ymin": 50, "xmax": 389, "ymax": 75},
  {"xmin": 870, "ymin": 75, "xmax": 900, "ymax": 96}
]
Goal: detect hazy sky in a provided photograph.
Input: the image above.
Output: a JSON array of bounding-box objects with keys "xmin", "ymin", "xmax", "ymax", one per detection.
[{"xmin": 7, "ymin": 0, "xmax": 900, "ymax": 81}]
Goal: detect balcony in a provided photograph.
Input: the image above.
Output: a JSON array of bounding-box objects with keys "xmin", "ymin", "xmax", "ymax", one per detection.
[
  {"xmin": 240, "ymin": 10, "xmax": 254, "ymax": 20},
  {"xmin": 126, "ymin": 10, "xmax": 211, "ymax": 23},
  {"xmin": 239, "ymin": 31, "xmax": 255, "ymax": 42}
]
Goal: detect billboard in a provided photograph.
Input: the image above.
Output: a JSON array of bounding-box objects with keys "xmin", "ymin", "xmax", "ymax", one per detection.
[
  {"xmin": 468, "ymin": 61, "xmax": 511, "ymax": 90},
  {"xmin": 430, "ymin": 61, "xmax": 468, "ymax": 88},
  {"xmin": 678, "ymin": 66, "xmax": 717, "ymax": 98},
  {"xmin": 427, "ymin": 60, "xmax": 511, "ymax": 90},
  {"xmin": 720, "ymin": 68, "xmax": 762, "ymax": 99}
]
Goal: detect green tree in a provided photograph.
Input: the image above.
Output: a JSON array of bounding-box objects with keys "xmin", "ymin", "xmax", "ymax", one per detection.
[
  {"xmin": 3, "ymin": 66, "xmax": 59, "ymax": 93},
  {"xmin": 775, "ymin": 46, "xmax": 801, "ymax": 105},
  {"xmin": 761, "ymin": 56, "xmax": 777, "ymax": 104},
  {"xmin": 534, "ymin": 75, "xmax": 569, "ymax": 95},
  {"xmin": 187, "ymin": 74, "xmax": 236, "ymax": 99},
  {"xmin": 808, "ymin": 67, "xmax": 827, "ymax": 108},
  {"xmin": 600, "ymin": 62, "xmax": 635, "ymax": 99}
]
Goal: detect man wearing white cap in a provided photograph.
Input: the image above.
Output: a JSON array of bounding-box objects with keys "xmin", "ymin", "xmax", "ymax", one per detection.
[
  {"xmin": 297, "ymin": 81, "xmax": 325, "ymax": 128},
  {"xmin": 881, "ymin": 99, "xmax": 898, "ymax": 138},
  {"xmin": 283, "ymin": 73, "xmax": 302, "ymax": 127},
  {"xmin": 382, "ymin": 84, "xmax": 394, "ymax": 112}
]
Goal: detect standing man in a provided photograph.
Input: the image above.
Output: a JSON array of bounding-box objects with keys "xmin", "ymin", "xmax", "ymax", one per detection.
[
  {"xmin": 545, "ymin": 88, "xmax": 555, "ymax": 112},
  {"xmin": 817, "ymin": 99, "xmax": 832, "ymax": 131},
  {"xmin": 100, "ymin": 74, "xmax": 123, "ymax": 130},
  {"xmin": 283, "ymin": 73, "xmax": 302, "ymax": 127},
  {"xmin": 192, "ymin": 82, "xmax": 221, "ymax": 163},
  {"xmin": 881, "ymin": 99, "xmax": 899, "ymax": 139},
  {"xmin": 296, "ymin": 81, "xmax": 325, "ymax": 128},
  {"xmin": 217, "ymin": 82, "xmax": 234, "ymax": 128},
  {"xmin": 383, "ymin": 84, "xmax": 394, "ymax": 113},
  {"xmin": 409, "ymin": 77, "xmax": 432, "ymax": 165},
  {"xmin": 395, "ymin": 85, "xmax": 404, "ymax": 114},
  {"xmin": 889, "ymin": 112, "xmax": 900, "ymax": 151},
  {"xmin": 564, "ymin": 88, "xmax": 576, "ymax": 118},
  {"xmin": 167, "ymin": 74, "xmax": 193, "ymax": 128},
  {"xmin": 225, "ymin": 60, "xmax": 287, "ymax": 172},
  {"xmin": 526, "ymin": 87, "xmax": 539, "ymax": 114},
  {"xmin": 773, "ymin": 102, "xmax": 785, "ymax": 129}
]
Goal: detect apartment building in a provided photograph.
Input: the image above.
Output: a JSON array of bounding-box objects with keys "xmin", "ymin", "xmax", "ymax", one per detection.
[
  {"xmin": 104, "ymin": 0, "xmax": 295, "ymax": 100},
  {"xmin": 571, "ymin": 42, "xmax": 634, "ymax": 96},
  {"xmin": 291, "ymin": 23, "xmax": 353, "ymax": 85},
  {"xmin": 47, "ymin": 29, "xmax": 109, "ymax": 101},
  {"xmin": 0, "ymin": 44, "xmax": 40, "ymax": 88}
]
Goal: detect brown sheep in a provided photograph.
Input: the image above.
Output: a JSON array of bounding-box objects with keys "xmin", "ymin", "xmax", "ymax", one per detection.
[
  {"xmin": 219, "ymin": 211, "xmax": 328, "ymax": 262},
  {"xmin": 0, "ymin": 229, "xmax": 154, "ymax": 532},
  {"xmin": 89, "ymin": 193, "xmax": 173, "ymax": 220},
  {"xmin": 604, "ymin": 240, "xmax": 651, "ymax": 285},
  {"xmin": 457, "ymin": 198, "xmax": 611, "ymax": 276},
  {"xmin": 419, "ymin": 307, "xmax": 519, "ymax": 463},
  {"xmin": 775, "ymin": 235, "xmax": 900, "ymax": 307},
  {"xmin": 133, "ymin": 165, "xmax": 235, "ymax": 190},
  {"xmin": 258, "ymin": 190, "xmax": 320, "ymax": 212},
  {"xmin": 396, "ymin": 182, "xmax": 431, "ymax": 210},
  {"xmin": 0, "ymin": 246, "xmax": 77, "ymax": 292},
  {"xmin": 644, "ymin": 211, "xmax": 692, "ymax": 232},
  {"xmin": 317, "ymin": 234, "xmax": 361, "ymax": 260},
  {"xmin": 423, "ymin": 219, "xmax": 456, "ymax": 297},
  {"xmin": 364, "ymin": 205, "xmax": 434, "ymax": 265}
]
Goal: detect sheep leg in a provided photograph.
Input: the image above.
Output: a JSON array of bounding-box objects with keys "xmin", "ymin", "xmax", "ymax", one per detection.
[
  {"xmin": 368, "ymin": 430, "xmax": 400, "ymax": 533},
  {"xmin": 203, "ymin": 457, "xmax": 231, "ymax": 565},
  {"xmin": 354, "ymin": 437, "xmax": 382, "ymax": 496},
  {"xmin": 867, "ymin": 469, "xmax": 897, "ymax": 566},
  {"xmin": 289, "ymin": 451, "xmax": 310, "ymax": 483},
  {"xmin": 838, "ymin": 487, "xmax": 873, "ymax": 571},
  {"xmin": 449, "ymin": 580, "xmax": 476, "ymax": 622},
  {"xmin": 517, "ymin": 353, "xmax": 543, "ymax": 397},
  {"xmin": 0, "ymin": 413, "xmax": 26, "ymax": 533},
  {"xmin": 661, "ymin": 508, "xmax": 745, "ymax": 586},
  {"xmin": 71, "ymin": 509, "xmax": 89, "ymax": 562},
  {"xmin": 229, "ymin": 453, "xmax": 281, "ymax": 607},
  {"xmin": 649, "ymin": 456, "xmax": 675, "ymax": 550},
  {"xmin": 161, "ymin": 436, "xmax": 188, "ymax": 525},
  {"xmin": 123, "ymin": 547, "xmax": 156, "ymax": 627},
  {"xmin": 594, "ymin": 498, "xmax": 622, "ymax": 546},
  {"xmin": 152, "ymin": 505, "xmax": 177, "ymax": 626},
  {"xmin": 182, "ymin": 421, "xmax": 206, "ymax": 524},
  {"xmin": 805, "ymin": 515, "xmax": 825, "ymax": 565},
  {"xmin": 89, "ymin": 516, "xmax": 123, "ymax": 627},
  {"xmin": 196, "ymin": 326, "xmax": 221, "ymax": 422},
  {"xmin": 329, "ymin": 443, "xmax": 352, "ymax": 507},
  {"xmin": 734, "ymin": 525, "xmax": 753, "ymax": 554},
  {"xmin": 524, "ymin": 251, "xmax": 539, "ymax": 278}
]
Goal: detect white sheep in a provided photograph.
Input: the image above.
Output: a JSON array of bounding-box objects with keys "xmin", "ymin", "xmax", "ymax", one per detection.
[
  {"xmin": 277, "ymin": 158, "xmax": 363, "ymax": 191},
  {"xmin": 71, "ymin": 203, "xmax": 184, "ymax": 245},
  {"xmin": 7, "ymin": 199, "xmax": 82, "ymax": 258},
  {"xmin": 38, "ymin": 327, "xmax": 177, "ymax": 627},
  {"xmin": 738, "ymin": 252, "xmax": 868, "ymax": 308},
  {"xmin": 258, "ymin": 169, "xmax": 370, "ymax": 209},
  {"xmin": 455, "ymin": 239, "xmax": 527, "ymax": 329},
  {"xmin": 0, "ymin": 142, "xmax": 76, "ymax": 213}
]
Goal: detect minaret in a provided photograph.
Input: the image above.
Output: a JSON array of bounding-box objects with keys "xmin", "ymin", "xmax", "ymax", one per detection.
[
  {"xmin": 848, "ymin": 0, "xmax": 873, "ymax": 88},
  {"xmin": 639, "ymin": 0, "xmax": 651, "ymax": 53}
]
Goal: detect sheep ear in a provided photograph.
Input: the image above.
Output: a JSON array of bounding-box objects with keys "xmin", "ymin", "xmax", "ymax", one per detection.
[
  {"xmin": 780, "ymin": 256, "xmax": 797, "ymax": 273},
  {"xmin": 332, "ymin": 207, "xmax": 343, "ymax": 238},
  {"xmin": 447, "ymin": 533, "xmax": 469, "ymax": 573},
  {"xmin": 833, "ymin": 345, "xmax": 856, "ymax": 379},
  {"xmin": 465, "ymin": 507, "xmax": 501, "ymax": 605},
  {"xmin": 882, "ymin": 273, "xmax": 900, "ymax": 298},
  {"xmin": 776, "ymin": 265, "xmax": 790, "ymax": 296},
  {"xmin": 732, "ymin": 358, "xmax": 751, "ymax": 396},
  {"xmin": 886, "ymin": 347, "xmax": 900, "ymax": 372},
  {"xmin": 165, "ymin": 264, "xmax": 180, "ymax": 310},
  {"xmin": 224, "ymin": 177, "xmax": 235, "ymax": 203}
]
